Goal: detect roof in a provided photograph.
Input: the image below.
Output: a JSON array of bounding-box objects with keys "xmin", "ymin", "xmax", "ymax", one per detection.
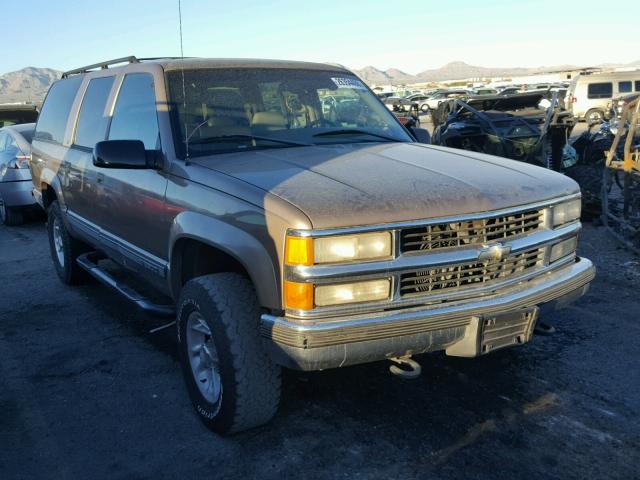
[
  {"xmin": 63, "ymin": 56, "xmax": 350, "ymax": 78},
  {"xmin": 161, "ymin": 57, "xmax": 350, "ymax": 72}
]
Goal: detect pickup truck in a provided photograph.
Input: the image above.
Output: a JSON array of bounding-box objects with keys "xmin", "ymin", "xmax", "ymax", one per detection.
[{"xmin": 30, "ymin": 57, "xmax": 595, "ymax": 434}]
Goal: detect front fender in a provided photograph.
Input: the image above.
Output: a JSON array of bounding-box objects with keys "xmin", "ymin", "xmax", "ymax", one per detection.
[{"xmin": 168, "ymin": 211, "xmax": 280, "ymax": 309}]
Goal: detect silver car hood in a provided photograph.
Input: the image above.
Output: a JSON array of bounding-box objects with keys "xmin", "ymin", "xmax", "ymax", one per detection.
[{"xmin": 191, "ymin": 142, "xmax": 579, "ymax": 229}]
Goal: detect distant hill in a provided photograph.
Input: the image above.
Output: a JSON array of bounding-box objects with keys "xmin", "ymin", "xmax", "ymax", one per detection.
[
  {"xmin": 353, "ymin": 60, "xmax": 639, "ymax": 85},
  {"xmin": 0, "ymin": 67, "xmax": 61, "ymax": 104}
]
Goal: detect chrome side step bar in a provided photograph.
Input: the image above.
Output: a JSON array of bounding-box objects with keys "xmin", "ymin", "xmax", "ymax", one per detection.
[{"xmin": 76, "ymin": 252, "xmax": 175, "ymax": 317}]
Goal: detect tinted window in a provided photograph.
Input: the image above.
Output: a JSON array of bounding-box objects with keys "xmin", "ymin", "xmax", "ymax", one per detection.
[
  {"xmin": 635, "ymin": 81, "xmax": 640, "ymax": 92},
  {"xmin": 587, "ymin": 82, "xmax": 613, "ymax": 99},
  {"xmin": 108, "ymin": 74, "xmax": 159, "ymax": 149},
  {"xmin": 34, "ymin": 76, "xmax": 83, "ymax": 143},
  {"xmin": 74, "ymin": 76, "xmax": 115, "ymax": 148},
  {"xmin": 619, "ymin": 81, "xmax": 632, "ymax": 93}
]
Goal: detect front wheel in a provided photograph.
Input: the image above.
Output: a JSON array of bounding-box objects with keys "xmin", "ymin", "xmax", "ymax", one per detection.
[{"xmin": 177, "ymin": 273, "xmax": 281, "ymax": 434}]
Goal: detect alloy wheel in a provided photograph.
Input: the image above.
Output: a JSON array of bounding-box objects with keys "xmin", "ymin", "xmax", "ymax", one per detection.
[{"xmin": 186, "ymin": 311, "xmax": 222, "ymax": 405}]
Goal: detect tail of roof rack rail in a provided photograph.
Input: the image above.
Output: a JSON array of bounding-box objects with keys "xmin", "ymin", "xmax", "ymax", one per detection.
[{"xmin": 61, "ymin": 56, "xmax": 197, "ymax": 78}]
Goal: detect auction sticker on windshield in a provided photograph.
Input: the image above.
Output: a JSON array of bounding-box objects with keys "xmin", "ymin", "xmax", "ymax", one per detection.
[{"xmin": 331, "ymin": 77, "xmax": 367, "ymax": 90}]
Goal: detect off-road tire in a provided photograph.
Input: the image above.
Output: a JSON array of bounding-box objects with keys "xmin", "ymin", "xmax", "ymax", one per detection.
[
  {"xmin": 47, "ymin": 201, "xmax": 91, "ymax": 284},
  {"xmin": 0, "ymin": 196, "xmax": 23, "ymax": 226},
  {"xmin": 177, "ymin": 273, "xmax": 281, "ymax": 434}
]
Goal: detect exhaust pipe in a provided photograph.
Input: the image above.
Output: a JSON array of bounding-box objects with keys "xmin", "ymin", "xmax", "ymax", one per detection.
[{"xmin": 389, "ymin": 356, "xmax": 422, "ymax": 379}]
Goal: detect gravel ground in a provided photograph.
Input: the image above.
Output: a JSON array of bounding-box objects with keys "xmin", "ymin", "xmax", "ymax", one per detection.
[{"xmin": 0, "ymin": 220, "xmax": 639, "ymax": 480}]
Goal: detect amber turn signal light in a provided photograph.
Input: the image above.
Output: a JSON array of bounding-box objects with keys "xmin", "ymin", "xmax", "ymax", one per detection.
[
  {"xmin": 285, "ymin": 236, "xmax": 313, "ymax": 266},
  {"xmin": 284, "ymin": 281, "xmax": 314, "ymax": 310}
]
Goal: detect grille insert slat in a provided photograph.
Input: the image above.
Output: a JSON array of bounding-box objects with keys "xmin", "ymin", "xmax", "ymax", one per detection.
[
  {"xmin": 399, "ymin": 247, "xmax": 544, "ymax": 298},
  {"xmin": 401, "ymin": 209, "xmax": 544, "ymax": 253}
]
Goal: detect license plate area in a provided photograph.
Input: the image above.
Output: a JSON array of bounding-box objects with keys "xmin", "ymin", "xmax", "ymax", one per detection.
[
  {"xmin": 480, "ymin": 307, "xmax": 539, "ymax": 354},
  {"xmin": 446, "ymin": 307, "xmax": 539, "ymax": 357}
]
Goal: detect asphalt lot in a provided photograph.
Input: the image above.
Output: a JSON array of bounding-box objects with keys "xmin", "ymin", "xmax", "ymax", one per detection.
[{"xmin": 1, "ymin": 217, "xmax": 639, "ymax": 479}]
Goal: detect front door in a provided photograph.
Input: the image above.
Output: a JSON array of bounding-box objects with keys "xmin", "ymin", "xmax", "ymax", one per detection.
[{"xmin": 97, "ymin": 72, "xmax": 171, "ymax": 275}]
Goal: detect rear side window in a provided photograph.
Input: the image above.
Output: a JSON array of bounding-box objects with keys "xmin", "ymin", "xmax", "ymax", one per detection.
[
  {"xmin": 619, "ymin": 81, "xmax": 632, "ymax": 93},
  {"xmin": 34, "ymin": 76, "xmax": 83, "ymax": 143},
  {"xmin": 635, "ymin": 80, "xmax": 640, "ymax": 92},
  {"xmin": 74, "ymin": 76, "xmax": 115, "ymax": 148},
  {"xmin": 108, "ymin": 73, "xmax": 160, "ymax": 150},
  {"xmin": 587, "ymin": 82, "xmax": 612, "ymax": 99}
]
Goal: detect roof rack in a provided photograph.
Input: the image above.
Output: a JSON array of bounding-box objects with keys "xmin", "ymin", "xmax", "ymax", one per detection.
[{"xmin": 62, "ymin": 56, "xmax": 139, "ymax": 78}]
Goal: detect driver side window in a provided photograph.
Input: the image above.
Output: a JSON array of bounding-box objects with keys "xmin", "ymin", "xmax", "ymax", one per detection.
[{"xmin": 109, "ymin": 73, "xmax": 161, "ymax": 150}]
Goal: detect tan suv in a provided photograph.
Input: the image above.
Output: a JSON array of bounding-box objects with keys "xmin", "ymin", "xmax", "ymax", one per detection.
[{"xmin": 30, "ymin": 57, "xmax": 595, "ymax": 434}]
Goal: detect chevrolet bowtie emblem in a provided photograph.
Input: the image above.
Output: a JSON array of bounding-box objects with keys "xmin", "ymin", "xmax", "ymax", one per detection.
[{"xmin": 478, "ymin": 243, "xmax": 512, "ymax": 264}]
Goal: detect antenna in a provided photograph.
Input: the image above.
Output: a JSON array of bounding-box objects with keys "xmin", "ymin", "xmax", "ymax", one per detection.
[{"xmin": 178, "ymin": 0, "xmax": 189, "ymax": 161}]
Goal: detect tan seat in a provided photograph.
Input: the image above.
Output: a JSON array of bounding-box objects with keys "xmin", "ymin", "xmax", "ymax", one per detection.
[{"xmin": 251, "ymin": 111, "xmax": 288, "ymax": 132}]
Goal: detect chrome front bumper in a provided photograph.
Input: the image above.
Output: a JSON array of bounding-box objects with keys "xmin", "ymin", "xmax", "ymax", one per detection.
[{"xmin": 260, "ymin": 257, "xmax": 595, "ymax": 371}]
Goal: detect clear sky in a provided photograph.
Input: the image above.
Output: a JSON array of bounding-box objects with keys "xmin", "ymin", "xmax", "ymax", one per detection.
[{"xmin": 2, "ymin": 0, "xmax": 638, "ymax": 75}]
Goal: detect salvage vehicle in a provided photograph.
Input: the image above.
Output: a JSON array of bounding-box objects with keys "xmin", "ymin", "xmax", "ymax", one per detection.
[
  {"xmin": 567, "ymin": 70, "xmax": 640, "ymax": 123},
  {"xmin": 0, "ymin": 123, "xmax": 38, "ymax": 225},
  {"xmin": 0, "ymin": 104, "xmax": 39, "ymax": 127},
  {"xmin": 569, "ymin": 93, "xmax": 640, "ymax": 217},
  {"xmin": 431, "ymin": 92, "xmax": 575, "ymax": 171},
  {"xmin": 30, "ymin": 57, "xmax": 595, "ymax": 434},
  {"xmin": 383, "ymin": 96, "xmax": 417, "ymax": 113}
]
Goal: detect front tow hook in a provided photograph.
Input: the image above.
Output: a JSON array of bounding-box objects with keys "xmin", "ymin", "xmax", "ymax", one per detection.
[{"xmin": 389, "ymin": 356, "xmax": 422, "ymax": 379}]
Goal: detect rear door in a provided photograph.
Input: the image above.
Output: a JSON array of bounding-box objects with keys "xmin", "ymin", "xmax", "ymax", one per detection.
[
  {"xmin": 67, "ymin": 75, "xmax": 116, "ymax": 230},
  {"xmin": 98, "ymin": 72, "xmax": 170, "ymax": 271}
]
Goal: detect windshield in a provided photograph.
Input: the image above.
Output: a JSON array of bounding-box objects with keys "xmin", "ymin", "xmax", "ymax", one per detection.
[{"xmin": 166, "ymin": 68, "xmax": 412, "ymax": 157}]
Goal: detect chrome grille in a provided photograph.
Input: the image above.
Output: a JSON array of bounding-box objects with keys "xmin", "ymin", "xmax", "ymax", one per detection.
[
  {"xmin": 400, "ymin": 209, "xmax": 544, "ymax": 253},
  {"xmin": 400, "ymin": 247, "xmax": 544, "ymax": 298}
]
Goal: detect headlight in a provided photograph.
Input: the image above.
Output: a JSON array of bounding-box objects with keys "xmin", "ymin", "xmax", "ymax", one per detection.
[
  {"xmin": 315, "ymin": 279, "xmax": 391, "ymax": 307},
  {"xmin": 552, "ymin": 199, "xmax": 581, "ymax": 227},
  {"xmin": 549, "ymin": 237, "xmax": 577, "ymax": 263},
  {"xmin": 314, "ymin": 232, "xmax": 392, "ymax": 264},
  {"xmin": 286, "ymin": 231, "xmax": 392, "ymax": 266}
]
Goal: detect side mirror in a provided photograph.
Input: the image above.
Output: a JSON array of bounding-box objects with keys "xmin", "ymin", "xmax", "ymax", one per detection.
[
  {"xmin": 409, "ymin": 127, "xmax": 431, "ymax": 144},
  {"xmin": 93, "ymin": 140, "xmax": 161, "ymax": 169}
]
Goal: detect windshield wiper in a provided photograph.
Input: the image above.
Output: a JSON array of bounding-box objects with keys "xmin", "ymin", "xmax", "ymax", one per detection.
[
  {"xmin": 188, "ymin": 134, "xmax": 311, "ymax": 147},
  {"xmin": 312, "ymin": 129, "xmax": 401, "ymax": 142}
]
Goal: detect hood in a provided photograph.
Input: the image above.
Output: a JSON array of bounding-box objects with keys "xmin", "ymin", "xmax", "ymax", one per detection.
[
  {"xmin": 190, "ymin": 143, "xmax": 579, "ymax": 229},
  {"xmin": 466, "ymin": 92, "xmax": 544, "ymax": 111}
]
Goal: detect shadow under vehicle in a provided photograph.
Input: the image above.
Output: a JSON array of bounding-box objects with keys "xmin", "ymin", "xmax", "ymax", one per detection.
[{"xmin": 431, "ymin": 92, "xmax": 575, "ymax": 171}]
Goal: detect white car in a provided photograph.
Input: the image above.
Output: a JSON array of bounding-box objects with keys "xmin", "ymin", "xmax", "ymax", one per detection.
[{"xmin": 421, "ymin": 90, "xmax": 470, "ymax": 112}]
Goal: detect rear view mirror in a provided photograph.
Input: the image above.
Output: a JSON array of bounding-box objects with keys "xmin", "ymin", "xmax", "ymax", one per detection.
[{"xmin": 93, "ymin": 140, "xmax": 160, "ymax": 169}]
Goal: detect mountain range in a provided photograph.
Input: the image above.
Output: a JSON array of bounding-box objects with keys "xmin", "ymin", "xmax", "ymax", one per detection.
[
  {"xmin": 352, "ymin": 60, "xmax": 640, "ymax": 85},
  {"xmin": 1, "ymin": 60, "xmax": 640, "ymax": 104},
  {"xmin": 0, "ymin": 67, "xmax": 61, "ymax": 104}
]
